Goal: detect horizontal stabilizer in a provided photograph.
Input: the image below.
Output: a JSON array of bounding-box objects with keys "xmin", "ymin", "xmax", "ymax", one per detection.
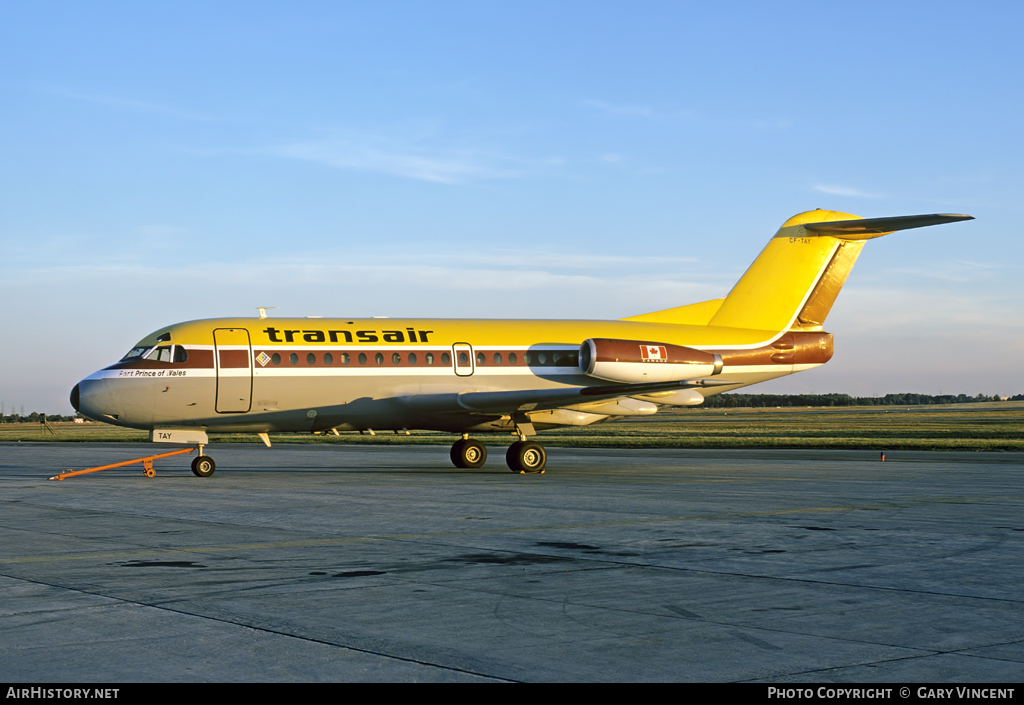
[{"xmin": 803, "ymin": 213, "xmax": 973, "ymax": 240}]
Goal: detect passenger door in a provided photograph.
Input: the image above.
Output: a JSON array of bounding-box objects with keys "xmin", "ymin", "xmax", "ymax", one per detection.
[{"xmin": 214, "ymin": 328, "xmax": 253, "ymax": 413}]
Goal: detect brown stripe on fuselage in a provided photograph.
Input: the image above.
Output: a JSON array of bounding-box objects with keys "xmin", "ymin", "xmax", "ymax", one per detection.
[
  {"xmin": 251, "ymin": 349, "xmax": 579, "ymax": 369},
  {"xmin": 714, "ymin": 332, "xmax": 833, "ymax": 367}
]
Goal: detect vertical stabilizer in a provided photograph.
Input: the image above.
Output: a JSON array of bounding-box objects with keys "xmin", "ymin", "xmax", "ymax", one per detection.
[{"xmin": 707, "ymin": 210, "xmax": 859, "ymax": 332}]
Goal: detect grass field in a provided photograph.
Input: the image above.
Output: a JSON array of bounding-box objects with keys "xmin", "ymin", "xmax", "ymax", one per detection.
[{"xmin": 4, "ymin": 402, "xmax": 1023, "ymax": 451}]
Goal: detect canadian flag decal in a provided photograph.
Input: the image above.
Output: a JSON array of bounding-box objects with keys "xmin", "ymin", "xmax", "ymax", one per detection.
[{"xmin": 640, "ymin": 345, "xmax": 668, "ymax": 362}]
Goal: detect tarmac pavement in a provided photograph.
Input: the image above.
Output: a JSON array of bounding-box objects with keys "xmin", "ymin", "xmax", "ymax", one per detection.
[{"xmin": 1, "ymin": 443, "xmax": 1021, "ymax": 682}]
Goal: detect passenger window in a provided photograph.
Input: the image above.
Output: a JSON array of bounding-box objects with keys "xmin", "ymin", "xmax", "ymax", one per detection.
[
  {"xmin": 524, "ymin": 353, "xmax": 533, "ymax": 365},
  {"xmin": 493, "ymin": 353, "xmax": 502, "ymax": 365},
  {"xmin": 392, "ymin": 353, "xmax": 401, "ymax": 364},
  {"xmin": 426, "ymin": 353, "xmax": 434, "ymax": 365},
  {"xmin": 459, "ymin": 352, "xmax": 469, "ymax": 365},
  {"xmin": 272, "ymin": 353, "xmax": 281, "ymax": 365},
  {"xmin": 408, "ymin": 353, "xmax": 417, "ymax": 365},
  {"xmin": 441, "ymin": 352, "xmax": 450, "ymax": 365},
  {"xmin": 290, "ymin": 353, "xmax": 298, "ymax": 365},
  {"xmin": 324, "ymin": 353, "xmax": 334, "ymax": 365},
  {"xmin": 375, "ymin": 353, "xmax": 384, "ymax": 365},
  {"xmin": 476, "ymin": 352, "xmax": 485, "ymax": 365},
  {"xmin": 341, "ymin": 353, "xmax": 350, "ymax": 365},
  {"xmin": 508, "ymin": 353, "xmax": 517, "ymax": 365},
  {"xmin": 306, "ymin": 353, "xmax": 316, "ymax": 365},
  {"xmin": 358, "ymin": 353, "xmax": 367, "ymax": 365}
]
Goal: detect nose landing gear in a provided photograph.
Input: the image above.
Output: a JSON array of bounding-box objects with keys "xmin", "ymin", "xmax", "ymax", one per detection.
[
  {"xmin": 191, "ymin": 455, "xmax": 216, "ymax": 477},
  {"xmin": 189, "ymin": 443, "xmax": 216, "ymax": 477}
]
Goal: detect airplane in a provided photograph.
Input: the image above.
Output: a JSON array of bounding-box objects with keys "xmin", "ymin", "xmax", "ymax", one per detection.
[{"xmin": 70, "ymin": 209, "xmax": 973, "ymax": 476}]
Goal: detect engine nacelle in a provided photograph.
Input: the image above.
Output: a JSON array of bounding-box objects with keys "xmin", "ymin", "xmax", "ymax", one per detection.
[{"xmin": 580, "ymin": 338, "xmax": 723, "ymax": 384}]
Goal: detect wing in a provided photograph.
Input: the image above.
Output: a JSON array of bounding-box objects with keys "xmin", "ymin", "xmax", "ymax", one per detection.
[{"xmin": 401, "ymin": 378, "xmax": 733, "ymax": 416}]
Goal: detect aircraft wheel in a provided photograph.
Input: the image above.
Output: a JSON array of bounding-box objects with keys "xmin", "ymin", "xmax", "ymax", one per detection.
[
  {"xmin": 450, "ymin": 439, "xmax": 487, "ymax": 469},
  {"xmin": 191, "ymin": 455, "xmax": 216, "ymax": 478},
  {"xmin": 506, "ymin": 441, "xmax": 546, "ymax": 474}
]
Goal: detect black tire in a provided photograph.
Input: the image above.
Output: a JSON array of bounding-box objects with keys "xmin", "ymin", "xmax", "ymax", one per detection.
[
  {"xmin": 506, "ymin": 441, "xmax": 546, "ymax": 474},
  {"xmin": 450, "ymin": 439, "xmax": 487, "ymax": 469},
  {"xmin": 191, "ymin": 455, "xmax": 216, "ymax": 477}
]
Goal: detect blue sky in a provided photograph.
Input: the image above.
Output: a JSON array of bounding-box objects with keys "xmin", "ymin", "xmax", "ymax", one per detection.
[{"xmin": 2, "ymin": 1, "xmax": 1022, "ymax": 413}]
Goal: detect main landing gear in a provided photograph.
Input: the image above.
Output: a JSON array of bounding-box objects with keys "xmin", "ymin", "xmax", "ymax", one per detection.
[
  {"xmin": 506, "ymin": 440, "xmax": 546, "ymax": 474},
  {"xmin": 449, "ymin": 435, "xmax": 547, "ymax": 474},
  {"xmin": 450, "ymin": 438, "xmax": 487, "ymax": 469}
]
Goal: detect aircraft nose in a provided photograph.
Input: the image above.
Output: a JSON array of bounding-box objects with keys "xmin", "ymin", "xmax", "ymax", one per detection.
[
  {"xmin": 72, "ymin": 378, "xmax": 113, "ymax": 422},
  {"xmin": 73, "ymin": 376, "xmax": 129, "ymax": 425}
]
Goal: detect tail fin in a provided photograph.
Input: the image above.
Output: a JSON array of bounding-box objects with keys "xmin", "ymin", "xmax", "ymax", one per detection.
[{"xmin": 705, "ymin": 210, "xmax": 973, "ymax": 332}]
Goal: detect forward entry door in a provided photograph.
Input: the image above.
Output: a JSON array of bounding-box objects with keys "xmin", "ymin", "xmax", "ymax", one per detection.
[{"xmin": 214, "ymin": 328, "xmax": 253, "ymax": 413}]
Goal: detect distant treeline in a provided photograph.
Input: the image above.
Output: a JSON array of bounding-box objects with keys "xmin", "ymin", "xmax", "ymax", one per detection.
[
  {"xmin": 0, "ymin": 412, "xmax": 81, "ymax": 423},
  {"xmin": 702, "ymin": 393, "xmax": 1019, "ymax": 408}
]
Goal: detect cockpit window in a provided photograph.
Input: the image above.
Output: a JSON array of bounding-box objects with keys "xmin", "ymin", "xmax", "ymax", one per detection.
[
  {"xmin": 122, "ymin": 346, "xmax": 152, "ymax": 361},
  {"xmin": 145, "ymin": 346, "xmax": 173, "ymax": 363},
  {"xmin": 120, "ymin": 344, "xmax": 187, "ymax": 363}
]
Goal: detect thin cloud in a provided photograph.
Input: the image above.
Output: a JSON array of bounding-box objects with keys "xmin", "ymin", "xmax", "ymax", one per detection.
[
  {"xmin": 581, "ymin": 99, "xmax": 698, "ymax": 122},
  {"xmin": 417, "ymin": 250, "xmax": 702, "ymax": 271},
  {"xmin": 883, "ymin": 260, "xmax": 1005, "ymax": 283},
  {"xmin": 957, "ymin": 260, "xmax": 1002, "ymax": 271},
  {"xmin": 36, "ymin": 85, "xmax": 224, "ymax": 122},
  {"xmin": 813, "ymin": 184, "xmax": 885, "ymax": 199},
  {"xmin": 583, "ymin": 99, "xmax": 787, "ymax": 133},
  {"xmin": 271, "ymin": 127, "xmax": 558, "ymax": 184},
  {"xmin": 887, "ymin": 267, "xmax": 973, "ymax": 283},
  {"xmin": 582, "ymin": 99, "xmax": 655, "ymax": 118},
  {"xmin": 275, "ymin": 140, "xmax": 514, "ymax": 184}
]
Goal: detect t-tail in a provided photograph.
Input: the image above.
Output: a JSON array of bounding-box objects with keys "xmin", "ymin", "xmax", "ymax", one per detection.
[{"xmin": 626, "ymin": 209, "xmax": 974, "ymax": 334}]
